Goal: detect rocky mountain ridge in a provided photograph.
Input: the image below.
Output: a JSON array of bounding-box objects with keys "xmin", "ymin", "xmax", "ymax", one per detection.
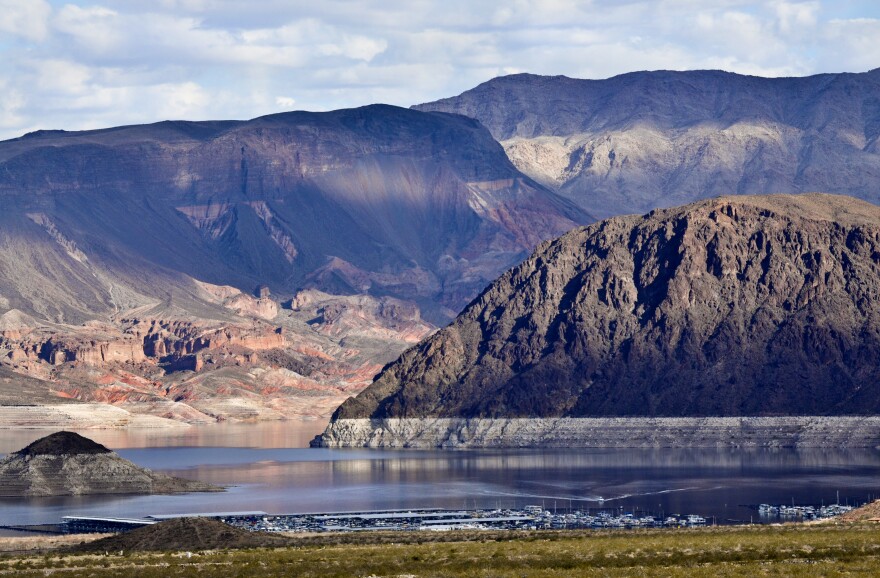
[
  {"xmin": 415, "ymin": 69, "xmax": 880, "ymax": 219},
  {"xmin": 322, "ymin": 194, "xmax": 880, "ymax": 440}
]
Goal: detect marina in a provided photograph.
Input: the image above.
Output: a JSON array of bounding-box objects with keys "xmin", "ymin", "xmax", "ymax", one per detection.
[
  {"xmin": 1, "ymin": 501, "xmax": 859, "ymax": 536},
  {"xmin": 757, "ymin": 503, "xmax": 854, "ymax": 521},
  {"xmin": 219, "ymin": 507, "xmax": 713, "ymax": 533}
]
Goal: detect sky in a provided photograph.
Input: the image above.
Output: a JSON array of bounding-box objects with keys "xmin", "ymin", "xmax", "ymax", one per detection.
[{"xmin": 0, "ymin": 0, "xmax": 879, "ymax": 140}]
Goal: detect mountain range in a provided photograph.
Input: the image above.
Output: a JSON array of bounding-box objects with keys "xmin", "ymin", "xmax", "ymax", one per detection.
[
  {"xmin": 0, "ymin": 104, "xmax": 585, "ymax": 324},
  {"xmin": 4, "ymin": 68, "xmax": 880, "ymax": 428},
  {"xmin": 416, "ymin": 69, "xmax": 880, "ymax": 219}
]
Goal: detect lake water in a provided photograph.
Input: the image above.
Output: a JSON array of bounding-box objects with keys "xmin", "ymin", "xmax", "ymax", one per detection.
[{"xmin": 1, "ymin": 421, "xmax": 879, "ymax": 527}]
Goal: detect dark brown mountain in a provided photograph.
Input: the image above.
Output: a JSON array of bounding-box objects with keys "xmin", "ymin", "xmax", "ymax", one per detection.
[
  {"xmin": 15, "ymin": 431, "xmax": 111, "ymax": 456},
  {"xmin": 329, "ymin": 193, "xmax": 880, "ymax": 421},
  {"xmin": 72, "ymin": 517, "xmax": 290, "ymax": 552},
  {"xmin": 415, "ymin": 69, "xmax": 880, "ymax": 219}
]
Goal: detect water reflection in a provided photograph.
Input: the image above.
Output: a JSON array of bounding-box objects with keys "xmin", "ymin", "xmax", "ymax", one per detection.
[
  {"xmin": 1, "ymin": 424, "xmax": 878, "ymax": 527},
  {"xmin": 0, "ymin": 420, "xmax": 327, "ymax": 455}
]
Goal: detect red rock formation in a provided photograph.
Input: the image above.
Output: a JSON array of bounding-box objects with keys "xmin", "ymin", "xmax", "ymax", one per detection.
[{"xmin": 0, "ymin": 290, "xmax": 434, "ymax": 425}]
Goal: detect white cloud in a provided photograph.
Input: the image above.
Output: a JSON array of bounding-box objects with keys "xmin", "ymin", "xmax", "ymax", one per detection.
[
  {"xmin": 53, "ymin": 5, "xmax": 125, "ymax": 53},
  {"xmin": 155, "ymin": 0, "xmax": 214, "ymax": 10},
  {"xmin": 821, "ymin": 17, "xmax": 880, "ymax": 72},
  {"xmin": 0, "ymin": 0, "xmax": 878, "ymax": 140},
  {"xmin": 692, "ymin": 11, "xmax": 788, "ymax": 64},
  {"xmin": 0, "ymin": 82, "xmax": 25, "ymax": 128},
  {"xmin": 0, "ymin": 0, "xmax": 52, "ymax": 42},
  {"xmin": 32, "ymin": 59, "xmax": 93, "ymax": 95},
  {"xmin": 53, "ymin": 11, "xmax": 387, "ymax": 69},
  {"xmin": 326, "ymin": 35, "xmax": 388, "ymax": 61},
  {"xmin": 774, "ymin": 0, "xmax": 819, "ymax": 35},
  {"xmin": 151, "ymin": 82, "xmax": 211, "ymax": 119}
]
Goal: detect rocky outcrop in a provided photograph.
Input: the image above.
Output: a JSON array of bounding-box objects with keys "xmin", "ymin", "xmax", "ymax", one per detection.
[
  {"xmin": 128, "ymin": 317, "xmax": 285, "ymax": 362},
  {"xmin": 39, "ymin": 335, "xmax": 148, "ymax": 366},
  {"xmin": 292, "ymin": 289, "xmax": 434, "ymax": 343},
  {"xmin": 2, "ymin": 315, "xmax": 284, "ymax": 370},
  {"xmin": 194, "ymin": 280, "xmax": 278, "ymax": 321},
  {"xmin": 314, "ymin": 417, "xmax": 880, "ymax": 448},
  {"xmin": 317, "ymin": 194, "xmax": 880, "ymax": 446},
  {"xmin": 836, "ymin": 499, "xmax": 880, "ymax": 522},
  {"xmin": 73, "ymin": 518, "xmax": 291, "ymax": 552},
  {"xmin": 0, "ymin": 431, "xmax": 220, "ymax": 496},
  {"xmin": 415, "ymin": 69, "xmax": 880, "ymax": 219}
]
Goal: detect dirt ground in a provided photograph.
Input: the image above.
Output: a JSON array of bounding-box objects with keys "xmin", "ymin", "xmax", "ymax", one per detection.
[
  {"xmin": 0, "ymin": 533, "xmax": 108, "ymax": 554},
  {"xmin": 836, "ymin": 499, "xmax": 880, "ymax": 523}
]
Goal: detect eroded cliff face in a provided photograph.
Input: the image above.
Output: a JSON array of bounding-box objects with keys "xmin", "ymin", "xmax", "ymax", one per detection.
[
  {"xmin": 328, "ymin": 194, "xmax": 880, "ymax": 428},
  {"xmin": 415, "ymin": 70, "xmax": 880, "ymax": 219},
  {"xmin": 0, "ymin": 282, "xmax": 435, "ymax": 426},
  {"xmin": 314, "ymin": 417, "xmax": 880, "ymax": 449},
  {"xmin": 291, "ymin": 289, "xmax": 434, "ymax": 343},
  {"xmin": 3, "ymin": 315, "xmax": 284, "ymax": 371}
]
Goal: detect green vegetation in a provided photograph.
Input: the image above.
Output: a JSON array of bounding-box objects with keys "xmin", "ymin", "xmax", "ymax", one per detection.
[{"xmin": 2, "ymin": 524, "xmax": 880, "ymax": 577}]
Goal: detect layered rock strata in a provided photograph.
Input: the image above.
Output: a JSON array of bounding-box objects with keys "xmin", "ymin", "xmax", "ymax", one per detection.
[
  {"xmin": 0, "ymin": 404, "xmax": 186, "ymax": 429},
  {"xmin": 313, "ymin": 417, "xmax": 880, "ymax": 448},
  {"xmin": 0, "ymin": 431, "xmax": 220, "ymax": 496},
  {"xmin": 0, "ymin": 282, "xmax": 438, "ymax": 426}
]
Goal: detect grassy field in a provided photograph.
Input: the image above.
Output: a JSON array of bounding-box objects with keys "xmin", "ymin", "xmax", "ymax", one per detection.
[{"xmin": 1, "ymin": 524, "xmax": 879, "ymax": 577}]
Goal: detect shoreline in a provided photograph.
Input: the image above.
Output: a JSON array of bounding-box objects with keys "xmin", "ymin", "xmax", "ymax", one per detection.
[
  {"xmin": 0, "ymin": 404, "xmax": 331, "ymax": 431},
  {"xmin": 0, "ymin": 404, "xmax": 191, "ymax": 430},
  {"xmin": 313, "ymin": 416, "xmax": 880, "ymax": 448}
]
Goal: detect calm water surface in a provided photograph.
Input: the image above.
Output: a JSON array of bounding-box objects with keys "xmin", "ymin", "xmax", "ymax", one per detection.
[{"xmin": 1, "ymin": 421, "xmax": 878, "ymax": 526}]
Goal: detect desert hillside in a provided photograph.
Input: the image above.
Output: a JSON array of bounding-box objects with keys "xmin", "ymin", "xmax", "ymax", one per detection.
[{"xmin": 331, "ymin": 193, "xmax": 880, "ymax": 421}]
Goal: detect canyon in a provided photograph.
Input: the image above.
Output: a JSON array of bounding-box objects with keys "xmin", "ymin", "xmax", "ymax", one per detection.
[{"xmin": 0, "ymin": 283, "xmax": 436, "ymax": 426}]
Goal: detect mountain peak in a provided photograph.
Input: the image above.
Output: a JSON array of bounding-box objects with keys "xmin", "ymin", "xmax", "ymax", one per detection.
[
  {"xmin": 325, "ymin": 192, "xmax": 880, "ymax": 424},
  {"xmin": 15, "ymin": 431, "xmax": 112, "ymax": 457}
]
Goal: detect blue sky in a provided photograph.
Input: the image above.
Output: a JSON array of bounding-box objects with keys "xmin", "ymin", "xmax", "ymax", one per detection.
[{"xmin": 0, "ymin": 0, "xmax": 878, "ymax": 140}]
